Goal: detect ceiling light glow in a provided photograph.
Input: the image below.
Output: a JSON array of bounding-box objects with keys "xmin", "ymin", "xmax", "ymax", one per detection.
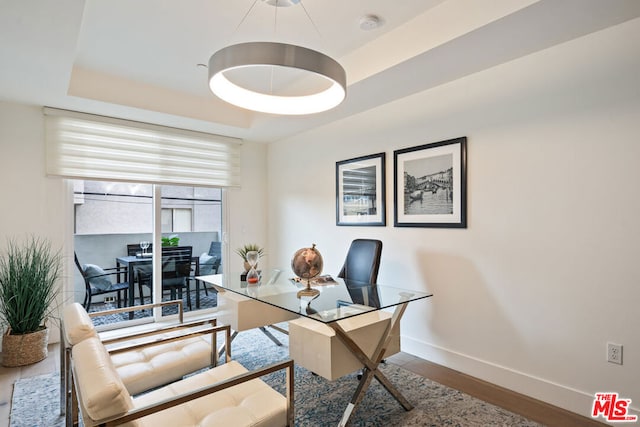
[{"xmin": 208, "ymin": 42, "xmax": 346, "ymax": 115}]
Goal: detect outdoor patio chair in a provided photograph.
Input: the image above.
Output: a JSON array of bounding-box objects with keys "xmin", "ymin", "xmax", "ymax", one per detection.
[
  {"xmin": 74, "ymin": 253, "xmax": 130, "ymax": 310},
  {"xmin": 207, "ymin": 241, "xmax": 222, "ymax": 272},
  {"xmin": 137, "ymin": 246, "xmax": 194, "ymax": 310},
  {"xmin": 126, "ymin": 243, "xmax": 153, "ymax": 302}
]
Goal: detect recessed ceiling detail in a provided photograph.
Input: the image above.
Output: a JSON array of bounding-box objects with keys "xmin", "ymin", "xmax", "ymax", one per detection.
[{"xmin": 2, "ymin": 0, "xmax": 639, "ymax": 141}]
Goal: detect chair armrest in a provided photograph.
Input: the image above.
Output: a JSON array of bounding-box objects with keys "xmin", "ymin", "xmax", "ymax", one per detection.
[
  {"xmin": 105, "ymin": 323, "xmax": 229, "ymax": 366},
  {"xmin": 89, "ymin": 300, "xmax": 230, "ymax": 361},
  {"xmin": 100, "ymin": 319, "xmax": 217, "ymax": 345},
  {"xmin": 89, "ymin": 299, "xmax": 185, "ymax": 324},
  {"xmin": 93, "ymin": 359, "xmax": 295, "ymax": 427},
  {"xmin": 99, "ymin": 318, "xmax": 215, "ymax": 347},
  {"xmin": 88, "ymin": 266, "xmax": 129, "ymax": 277}
]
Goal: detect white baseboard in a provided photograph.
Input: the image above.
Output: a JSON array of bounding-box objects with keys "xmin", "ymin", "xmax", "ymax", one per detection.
[{"xmin": 400, "ymin": 336, "xmax": 635, "ymax": 421}]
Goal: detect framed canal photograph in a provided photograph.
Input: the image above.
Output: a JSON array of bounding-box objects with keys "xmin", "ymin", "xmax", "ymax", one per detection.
[
  {"xmin": 394, "ymin": 137, "xmax": 467, "ymax": 228},
  {"xmin": 336, "ymin": 152, "xmax": 386, "ymax": 226}
]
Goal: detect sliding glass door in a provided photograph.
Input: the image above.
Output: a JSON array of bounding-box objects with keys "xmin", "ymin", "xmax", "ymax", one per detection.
[{"xmin": 72, "ymin": 180, "xmax": 222, "ymax": 326}]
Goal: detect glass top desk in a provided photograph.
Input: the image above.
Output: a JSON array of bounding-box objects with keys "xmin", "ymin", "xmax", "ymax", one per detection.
[{"xmin": 198, "ymin": 269, "xmax": 433, "ymax": 427}]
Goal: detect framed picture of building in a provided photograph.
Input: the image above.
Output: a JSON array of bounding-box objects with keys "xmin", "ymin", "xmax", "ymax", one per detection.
[
  {"xmin": 394, "ymin": 137, "xmax": 467, "ymax": 228},
  {"xmin": 336, "ymin": 153, "xmax": 386, "ymax": 226}
]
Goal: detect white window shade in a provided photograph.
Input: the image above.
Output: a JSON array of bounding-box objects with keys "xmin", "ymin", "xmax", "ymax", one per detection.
[{"xmin": 44, "ymin": 108, "xmax": 242, "ymax": 187}]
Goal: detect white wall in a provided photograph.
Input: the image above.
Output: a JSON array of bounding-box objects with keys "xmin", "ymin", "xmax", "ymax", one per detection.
[
  {"xmin": 226, "ymin": 141, "xmax": 269, "ymax": 272},
  {"xmin": 267, "ymin": 18, "xmax": 640, "ymax": 419},
  {"xmin": 0, "ymin": 103, "xmax": 69, "ymax": 346}
]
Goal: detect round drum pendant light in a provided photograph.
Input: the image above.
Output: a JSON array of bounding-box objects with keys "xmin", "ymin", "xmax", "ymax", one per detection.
[{"xmin": 208, "ymin": 42, "xmax": 346, "ymax": 115}]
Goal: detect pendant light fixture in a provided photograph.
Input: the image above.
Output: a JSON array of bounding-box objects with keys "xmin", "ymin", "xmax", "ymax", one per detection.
[{"xmin": 208, "ymin": 0, "xmax": 346, "ymax": 115}]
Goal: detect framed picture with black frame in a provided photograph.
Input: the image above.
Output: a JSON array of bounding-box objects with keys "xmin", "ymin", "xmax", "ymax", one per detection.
[
  {"xmin": 336, "ymin": 152, "xmax": 386, "ymax": 226},
  {"xmin": 394, "ymin": 137, "xmax": 467, "ymax": 228}
]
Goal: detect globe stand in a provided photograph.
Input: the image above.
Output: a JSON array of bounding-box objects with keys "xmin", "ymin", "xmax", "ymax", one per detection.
[
  {"xmin": 296, "ymin": 282, "xmax": 320, "ymax": 298},
  {"xmin": 297, "ymin": 284, "xmax": 320, "ymax": 316}
]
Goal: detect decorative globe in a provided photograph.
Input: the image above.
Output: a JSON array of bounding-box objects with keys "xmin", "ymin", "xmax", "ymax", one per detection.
[{"xmin": 291, "ymin": 243, "xmax": 323, "ymax": 281}]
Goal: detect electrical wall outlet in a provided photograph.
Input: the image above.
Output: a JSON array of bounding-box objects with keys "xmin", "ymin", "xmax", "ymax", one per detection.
[
  {"xmin": 103, "ymin": 296, "xmax": 116, "ymax": 303},
  {"xmin": 607, "ymin": 342, "xmax": 623, "ymax": 365}
]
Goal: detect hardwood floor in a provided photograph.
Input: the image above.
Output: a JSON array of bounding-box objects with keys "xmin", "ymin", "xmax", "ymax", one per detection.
[
  {"xmin": 0, "ymin": 344, "xmax": 604, "ymax": 427},
  {"xmin": 385, "ymin": 352, "xmax": 606, "ymax": 427}
]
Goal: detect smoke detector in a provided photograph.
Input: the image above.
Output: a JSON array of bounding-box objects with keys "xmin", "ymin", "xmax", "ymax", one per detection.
[{"xmin": 359, "ymin": 14, "xmax": 381, "ymax": 31}]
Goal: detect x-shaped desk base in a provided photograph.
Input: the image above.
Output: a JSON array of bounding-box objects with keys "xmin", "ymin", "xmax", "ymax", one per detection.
[{"xmin": 329, "ymin": 294, "xmax": 413, "ymax": 427}]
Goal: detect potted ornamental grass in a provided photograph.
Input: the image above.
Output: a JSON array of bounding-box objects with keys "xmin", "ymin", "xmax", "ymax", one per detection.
[{"xmin": 0, "ymin": 237, "xmax": 62, "ymax": 367}]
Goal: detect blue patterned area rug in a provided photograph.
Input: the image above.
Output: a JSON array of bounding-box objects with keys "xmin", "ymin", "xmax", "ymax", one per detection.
[
  {"xmin": 10, "ymin": 327, "xmax": 543, "ymax": 426},
  {"xmin": 10, "ymin": 372, "xmax": 64, "ymax": 427}
]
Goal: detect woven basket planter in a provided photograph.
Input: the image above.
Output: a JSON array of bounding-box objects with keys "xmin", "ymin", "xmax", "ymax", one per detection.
[{"xmin": 1, "ymin": 327, "xmax": 49, "ymax": 367}]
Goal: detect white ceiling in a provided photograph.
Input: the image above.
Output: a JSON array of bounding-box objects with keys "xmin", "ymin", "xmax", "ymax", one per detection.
[{"xmin": 1, "ymin": 0, "xmax": 640, "ymax": 142}]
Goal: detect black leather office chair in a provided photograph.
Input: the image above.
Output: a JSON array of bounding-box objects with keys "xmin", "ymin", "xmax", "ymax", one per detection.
[
  {"xmin": 339, "ymin": 239, "xmax": 383, "ymax": 311},
  {"xmin": 338, "ymin": 239, "xmax": 383, "ymax": 285}
]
